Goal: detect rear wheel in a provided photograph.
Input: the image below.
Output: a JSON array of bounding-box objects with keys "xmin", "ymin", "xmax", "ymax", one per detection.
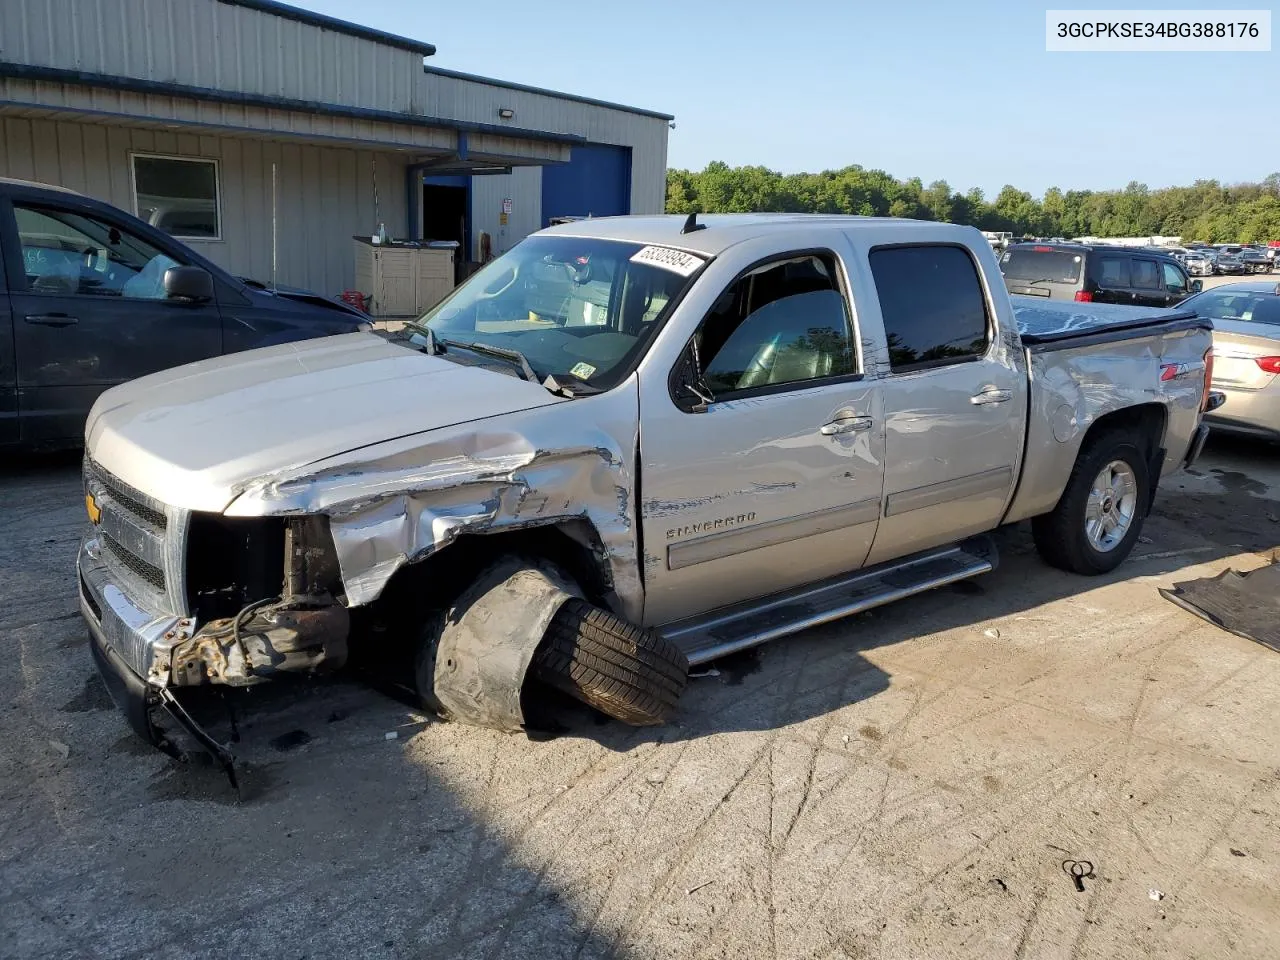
[{"xmin": 1032, "ymin": 429, "xmax": 1150, "ymax": 575}]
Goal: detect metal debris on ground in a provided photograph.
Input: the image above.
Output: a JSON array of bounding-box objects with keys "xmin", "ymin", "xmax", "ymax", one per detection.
[
  {"xmin": 1160, "ymin": 563, "xmax": 1280, "ymax": 653},
  {"xmin": 1149, "ymin": 888, "xmax": 1165, "ymax": 901},
  {"xmin": 1063, "ymin": 859, "xmax": 1094, "ymax": 892},
  {"xmin": 686, "ymin": 879, "xmax": 716, "ymax": 896}
]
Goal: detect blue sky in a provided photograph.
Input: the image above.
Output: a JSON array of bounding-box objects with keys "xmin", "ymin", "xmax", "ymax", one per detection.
[{"xmin": 293, "ymin": 0, "xmax": 1277, "ymax": 197}]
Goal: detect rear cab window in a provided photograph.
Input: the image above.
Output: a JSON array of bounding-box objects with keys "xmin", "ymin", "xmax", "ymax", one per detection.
[{"xmin": 869, "ymin": 245, "xmax": 991, "ymax": 372}]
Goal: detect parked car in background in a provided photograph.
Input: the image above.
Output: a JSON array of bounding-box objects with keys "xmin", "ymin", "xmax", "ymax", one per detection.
[
  {"xmin": 1181, "ymin": 280, "xmax": 1280, "ymax": 440},
  {"xmin": 1215, "ymin": 253, "xmax": 1248, "ymax": 275},
  {"xmin": 0, "ymin": 178, "xmax": 369, "ymax": 448},
  {"xmin": 999, "ymin": 242, "xmax": 1200, "ymax": 306},
  {"xmin": 1239, "ymin": 247, "xmax": 1271, "ymax": 273},
  {"xmin": 1183, "ymin": 250, "xmax": 1216, "ymax": 276}
]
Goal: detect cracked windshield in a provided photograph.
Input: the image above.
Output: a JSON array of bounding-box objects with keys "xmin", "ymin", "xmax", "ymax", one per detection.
[{"xmin": 413, "ymin": 236, "xmax": 701, "ymax": 387}]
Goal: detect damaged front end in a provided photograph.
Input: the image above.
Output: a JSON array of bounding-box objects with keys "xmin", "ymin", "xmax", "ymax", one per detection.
[
  {"xmin": 79, "ymin": 474, "xmax": 351, "ymax": 787},
  {"xmin": 80, "ymin": 385, "xmax": 643, "ymax": 784},
  {"xmin": 164, "ymin": 516, "xmax": 350, "ymax": 688}
]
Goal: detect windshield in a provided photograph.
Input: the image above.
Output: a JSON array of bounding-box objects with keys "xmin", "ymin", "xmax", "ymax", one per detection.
[
  {"xmin": 1188, "ymin": 290, "xmax": 1280, "ymax": 325},
  {"xmin": 414, "ymin": 236, "xmax": 703, "ymax": 389},
  {"xmin": 999, "ymin": 247, "xmax": 1082, "ymax": 282}
]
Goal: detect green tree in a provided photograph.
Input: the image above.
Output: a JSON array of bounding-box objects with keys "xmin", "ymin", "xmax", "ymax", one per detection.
[{"xmin": 666, "ymin": 164, "xmax": 1280, "ymax": 242}]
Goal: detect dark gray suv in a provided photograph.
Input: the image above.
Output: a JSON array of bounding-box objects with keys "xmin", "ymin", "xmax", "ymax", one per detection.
[
  {"xmin": 999, "ymin": 243, "xmax": 1201, "ymax": 307},
  {"xmin": 0, "ymin": 178, "xmax": 368, "ymax": 448}
]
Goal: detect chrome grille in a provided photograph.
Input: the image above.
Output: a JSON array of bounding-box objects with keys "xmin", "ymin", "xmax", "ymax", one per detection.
[
  {"xmin": 84, "ymin": 458, "xmax": 176, "ymax": 606},
  {"xmin": 101, "ymin": 532, "xmax": 166, "ymax": 592}
]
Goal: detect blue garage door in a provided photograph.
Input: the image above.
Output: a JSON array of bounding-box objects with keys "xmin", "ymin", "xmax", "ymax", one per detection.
[{"xmin": 541, "ymin": 144, "xmax": 632, "ymax": 227}]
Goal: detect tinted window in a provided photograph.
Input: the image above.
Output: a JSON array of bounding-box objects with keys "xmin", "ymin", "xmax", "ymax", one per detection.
[
  {"xmin": 15, "ymin": 204, "xmax": 180, "ymax": 300},
  {"xmin": 697, "ymin": 254, "xmax": 855, "ymax": 395},
  {"xmin": 1161, "ymin": 262, "xmax": 1187, "ymax": 294},
  {"xmin": 870, "ymin": 245, "xmax": 990, "ymax": 372},
  {"xmin": 132, "ymin": 155, "xmax": 220, "ymax": 239},
  {"xmin": 999, "ymin": 247, "xmax": 1082, "ymax": 282},
  {"xmin": 1131, "ymin": 259, "xmax": 1160, "ymax": 289},
  {"xmin": 1097, "ymin": 256, "xmax": 1131, "ymax": 286}
]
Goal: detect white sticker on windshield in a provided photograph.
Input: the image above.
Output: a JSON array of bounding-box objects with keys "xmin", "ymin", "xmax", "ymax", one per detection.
[
  {"xmin": 570, "ymin": 362, "xmax": 597, "ymax": 380},
  {"xmin": 630, "ymin": 245, "xmax": 705, "ymax": 277}
]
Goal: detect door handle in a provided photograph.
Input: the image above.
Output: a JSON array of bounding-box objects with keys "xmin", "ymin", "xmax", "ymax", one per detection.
[
  {"xmin": 24, "ymin": 313, "xmax": 79, "ymax": 327},
  {"xmin": 971, "ymin": 388, "xmax": 1013, "ymax": 405},
  {"xmin": 820, "ymin": 416, "xmax": 873, "ymax": 436}
]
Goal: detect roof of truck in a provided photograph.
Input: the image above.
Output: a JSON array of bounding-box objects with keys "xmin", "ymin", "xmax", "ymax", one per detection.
[{"xmin": 538, "ymin": 214, "xmax": 982, "ymax": 257}]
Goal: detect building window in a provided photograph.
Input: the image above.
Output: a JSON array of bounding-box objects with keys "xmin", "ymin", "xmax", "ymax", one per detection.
[{"xmin": 132, "ymin": 155, "xmax": 221, "ymax": 240}]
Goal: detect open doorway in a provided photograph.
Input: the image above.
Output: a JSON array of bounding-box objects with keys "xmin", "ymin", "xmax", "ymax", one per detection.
[{"xmin": 423, "ymin": 176, "xmax": 470, "ymax": 282}]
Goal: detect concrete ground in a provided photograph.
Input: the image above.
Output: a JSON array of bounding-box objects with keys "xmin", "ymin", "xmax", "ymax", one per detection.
[
  {"xmin": 2, "ymin": 437, "xmax": 1278, "ymax": 960},
  {"xmin": 1194, "ymin": 272, "xmax": 1277, "ymax": 291}
]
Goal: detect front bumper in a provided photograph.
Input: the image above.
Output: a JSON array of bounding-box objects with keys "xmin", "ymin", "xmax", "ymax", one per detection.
[{"xmin": 79, "ymin": 536, "xmax": 186, "ymax": 745}]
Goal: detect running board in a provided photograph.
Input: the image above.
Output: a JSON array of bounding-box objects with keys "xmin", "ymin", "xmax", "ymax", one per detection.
[{"xmin": 662, "ymin": 537, "xmax": 998, "ymax": 667}]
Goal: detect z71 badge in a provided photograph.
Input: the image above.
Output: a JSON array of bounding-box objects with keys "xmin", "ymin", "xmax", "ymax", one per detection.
[{"xmin": 666, "ymin": 512, "xmax": 756, "ymax": 540}]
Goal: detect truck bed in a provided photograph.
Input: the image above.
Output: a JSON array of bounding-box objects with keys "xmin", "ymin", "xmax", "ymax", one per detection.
[{"xmin": 1012, "ymin": 296, "xmax": 1209, "ymax": 348}]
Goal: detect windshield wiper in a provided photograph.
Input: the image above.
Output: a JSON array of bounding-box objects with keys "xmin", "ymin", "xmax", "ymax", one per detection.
[
  {"xmin": 441, "ymin": 339, "xmax": 538, "ymax": 383},
  {"xmin": 400, "ymin": 319, "xmax": 443, "ymax": 356}
]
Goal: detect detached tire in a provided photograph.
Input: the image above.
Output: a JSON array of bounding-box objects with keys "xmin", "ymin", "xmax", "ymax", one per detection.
[
  {"xmin": 1032, "ymin": 428, "xmax": 1150, "ymax": 575},
  {"xmin": 531, "ymin": 599, "xmax": 689, "ymax": 726}
]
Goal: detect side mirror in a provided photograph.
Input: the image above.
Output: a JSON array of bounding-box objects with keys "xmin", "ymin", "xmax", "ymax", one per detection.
[
  {"xmin": 1190, "ymin": 279, "xmax": 1203, "ymax": 293},
  {"xmin": 164, "ymin": 265, "xmax": 214, "ymax": 302},
  {"xmin": 671, "ymin": 339, "xmax": 714, "ymax": 414}
]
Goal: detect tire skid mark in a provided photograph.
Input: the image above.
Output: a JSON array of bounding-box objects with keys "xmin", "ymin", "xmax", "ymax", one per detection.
[{"xmin": 604, "ymin": 737, "xmax": 774, "ymax": 953}]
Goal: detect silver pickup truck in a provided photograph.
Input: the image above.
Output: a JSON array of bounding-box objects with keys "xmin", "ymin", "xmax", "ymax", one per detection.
[{"xmin": 78, "ymin": 214, "xmax": 1218, "ymax": 769}]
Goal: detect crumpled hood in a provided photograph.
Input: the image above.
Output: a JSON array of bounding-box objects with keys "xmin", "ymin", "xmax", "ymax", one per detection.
[{"xmin": 86, "ymin": 332, "xmax": 562, "ymax": 512}]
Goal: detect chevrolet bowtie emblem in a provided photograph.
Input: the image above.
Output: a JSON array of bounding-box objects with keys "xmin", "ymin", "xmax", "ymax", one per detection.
[{"xmin": 85, "ymin": 492, "xmax": 102, "ymax": 525}]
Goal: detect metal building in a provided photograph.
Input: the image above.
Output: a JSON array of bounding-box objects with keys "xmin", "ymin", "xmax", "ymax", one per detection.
[{"xmin": 0, "ymin": 0, "xmax": 672, "ymax": 297}]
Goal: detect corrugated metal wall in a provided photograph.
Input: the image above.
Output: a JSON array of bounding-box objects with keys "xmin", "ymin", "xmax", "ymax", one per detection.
[
  {"xmin": 470, "ymin": 168, "xmax": 542, "ymax": 258},
  {"xmin": 0, "ymin": 0, "xmax": 670, "ymax": 217},
  {"xmin": 0, "ymin": 116, "xmax": 408, "ymax": 294},
  {"xmin": 0, "ymin": 0, "xmax": 425, "ymax": 114},
  {"xmin": 420, "ymin": 75, "xmax": 669, "ymax": 215}
]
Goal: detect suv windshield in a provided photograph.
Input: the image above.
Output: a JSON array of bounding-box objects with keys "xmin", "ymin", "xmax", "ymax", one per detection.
[
  {"xmin": 1000, "ymin": 247, "xmax": 1082, "ymax": 282},
  {"xmin": 414, "ymin": 236, "xmax": 703, "ymax": 389}
]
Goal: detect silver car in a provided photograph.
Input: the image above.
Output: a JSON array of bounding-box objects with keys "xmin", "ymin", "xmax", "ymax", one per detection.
[
  {"xmin": 1183, "ymin": 251, "xmax": 1216, "ymax": 276},
  {"xmin": 1182, "ymin": 281, "xmax": 1280, "ymax": 440}
]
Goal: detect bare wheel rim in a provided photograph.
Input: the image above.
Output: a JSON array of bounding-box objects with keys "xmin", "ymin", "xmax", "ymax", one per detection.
[{"xmin": 1085, "ymin": 460, "xmax": 1138, "ymax": 553}]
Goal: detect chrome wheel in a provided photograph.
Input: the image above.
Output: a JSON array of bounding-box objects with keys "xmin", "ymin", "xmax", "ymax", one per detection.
[{"xmin": 1085, "ymin": 460, "xmax": 1138, "ymax": 553}]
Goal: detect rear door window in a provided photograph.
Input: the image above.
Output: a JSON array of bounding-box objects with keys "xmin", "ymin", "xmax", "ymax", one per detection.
[
  {"xmin": 999, "ymin": 247, "xmax": 1081, "ymax": 282},
  {"xmin": 1097, "ymin": 256, "xmax": 1131, "ymax": 287},
  {"xmin": 1131, "ymin": 258, "xmax": 1160, "ymax": 290},
  {"xmin": 870, "ymin": 245, "xmax": 990, "ymax": 372}
]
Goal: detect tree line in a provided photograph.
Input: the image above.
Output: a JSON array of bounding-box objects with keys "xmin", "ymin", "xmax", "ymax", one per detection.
[{"xmin": 665, "ymin": 162, "xmax": 1280, "ymax": 243}]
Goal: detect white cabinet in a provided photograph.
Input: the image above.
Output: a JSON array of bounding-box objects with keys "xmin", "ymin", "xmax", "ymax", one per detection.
[{"xmin": 353, "ymin": 238, "xmax": 457, "ymax": 317}]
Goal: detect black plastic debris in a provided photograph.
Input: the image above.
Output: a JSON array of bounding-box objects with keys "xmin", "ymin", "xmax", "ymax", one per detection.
[{"xmin": 1160, "ymin": 563, "xmax": 1280, "ymax": 653}]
